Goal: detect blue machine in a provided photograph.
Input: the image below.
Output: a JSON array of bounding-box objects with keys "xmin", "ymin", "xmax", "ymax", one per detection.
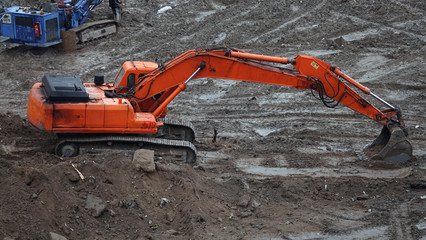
[
  {"xmin": 59, "ymin": 0, "xmax": 104, "ymax": 30},
  {"xmin": 0, "ymin": 0, "xmax": 116, "ymax": 48},
  {"xmin": 0, "ymin": 6, "xmax": 62, "ymax": 47}
]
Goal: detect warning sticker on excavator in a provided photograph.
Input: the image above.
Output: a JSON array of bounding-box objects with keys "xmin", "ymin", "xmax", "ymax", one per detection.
[{"xmin": 311, "ymin": 61, "xmax": 319, "ymax": 69}]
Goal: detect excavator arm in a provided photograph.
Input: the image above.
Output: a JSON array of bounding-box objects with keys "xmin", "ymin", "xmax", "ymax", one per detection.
[{"xmin": 123, "ymin": 48, "xmax": 401, "ymax": 126}]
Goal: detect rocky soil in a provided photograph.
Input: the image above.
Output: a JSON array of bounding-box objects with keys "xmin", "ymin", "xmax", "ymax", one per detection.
[{"xmin": 0, "ymin": 0, "xmax": 425, "ymax": 239}]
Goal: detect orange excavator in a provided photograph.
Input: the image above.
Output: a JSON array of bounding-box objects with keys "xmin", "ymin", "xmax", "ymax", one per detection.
[{"xmin": 27, "ymin": 47, "xmax": 413, "ymax": 163}]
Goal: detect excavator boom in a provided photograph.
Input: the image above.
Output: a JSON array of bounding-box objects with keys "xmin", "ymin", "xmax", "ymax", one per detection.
[
  {"xmin": 27, "ymin": 48, "xmax": 413, "ymax": 163},
  {"xmin": 125, "ymin": 48, "xmax": 400, "ymax": 125}
]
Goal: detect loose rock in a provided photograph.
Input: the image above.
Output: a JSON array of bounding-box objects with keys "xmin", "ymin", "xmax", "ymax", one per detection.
[
  {"xmin": 237, "ymin": 194, "xmax": 251, "ymax": 207},
  {"xmin": 85, "ymin": 194, "xmax": 106, "ymax": 217},
  {"xmin": 166, "ymin": 211, "xmax": 175, "ymax": 222},
  {"xmin": 49, "ymin": 232, "xmax": 67, "ymax": 240},
  {"xmin": 133, "ymin": 149, "xmax": 156, "ymax": 173}
]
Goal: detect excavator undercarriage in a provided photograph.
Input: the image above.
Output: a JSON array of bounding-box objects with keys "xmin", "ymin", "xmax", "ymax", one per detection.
[
  {"xmin": 61, "ymin": 19, "xmax": 118, "ymax": 51},
  {"xmin": 55, "ymin": 119, "xmax": 197, "ymax": 163}
]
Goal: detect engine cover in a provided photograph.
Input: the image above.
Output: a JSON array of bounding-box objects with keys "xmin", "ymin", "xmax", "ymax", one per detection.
[{"xmin": 42, "ymin": 75, "xmax": 89, "ymax": 102}]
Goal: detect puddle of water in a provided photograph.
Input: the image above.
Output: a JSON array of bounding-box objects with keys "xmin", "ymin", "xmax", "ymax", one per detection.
[
  {"xmin": 299, "ymin": 49, "xmax": 342, "ymax": 57},
  {"xmin": 214, "ymin": 79, "xmax": 239, "ymax": 88},
  {"xmin": 237, "ymin": 160, "xmax": 412, "ymax": 179},
  {"xmin": 257, "ymin": 92, "xmax": 308, "ymax": 105},
  {"xmin": 197, "ymin": 91, "xmax": 226, "ymax": 100},
  {"xmin": 340, "ymin": 28, "xmax": 381, "ymax": 42},
  {"xmin": 253, "ymin": 127, "xmax": 276, "ymax": 136},
  {"xmin": 296, "ymin": 146, "xmax": 327, "ymax": 154},
  {"xmin": 179, "ymin": 32, "xmax": 196, "ymax": 42},
  {"xmin": 195, "ymin": 10, "xmax": 217, "ymax": 22},
  {"xmin": 198, "ymin": 151, "xmax": 231, "ymax": 164},
  {"xmin": 290, "ymin": 5, "xmax": 299, "ymax": 12},
  {"xmin": 356, "ymin": 61, "xmax": 416, "ymax": 83},
  {"xmin": 416, "ymin": 220, "xmax": 426, "ymax": 231},
  {"xmin": 287, "ymin": 225, "xmax": 390, "ymax": 240},
  {"xmin": 356, "ymin": 55, "xmax": 389, "ymax": 69},
  {"xmin": 213, "ymin": 32, "xmax": 227, "ymax": 44}
]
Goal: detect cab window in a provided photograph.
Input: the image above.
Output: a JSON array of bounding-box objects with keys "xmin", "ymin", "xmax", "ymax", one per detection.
[
  {"xmin": 113, "ymin": 67, "xmax": 125, "ymax": 87},
  {"xmin": 127, "ymin": 73, "xmax": 136, "ymax": 89}
]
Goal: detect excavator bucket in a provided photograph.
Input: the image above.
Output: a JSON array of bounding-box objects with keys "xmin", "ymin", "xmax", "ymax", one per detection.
[{"xmin": 360, "ymin": 124, "xmax": 413, "ymax": 163}]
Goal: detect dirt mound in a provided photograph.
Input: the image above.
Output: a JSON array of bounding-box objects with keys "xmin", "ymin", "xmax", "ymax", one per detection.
[
  {"xmin": 0, "ymin": 112, "xmax": 55, "ymax": 158},
  {"xmin": 0, "ymin": 150, "xmax": 233, "ymax": 239},
  {"xmin": 0, "ymin": 112, "xmax": 34, "ymax": 138},
  {"xmin": 0, "ymin": 114, "xmax": 424, "ymax": 239}
]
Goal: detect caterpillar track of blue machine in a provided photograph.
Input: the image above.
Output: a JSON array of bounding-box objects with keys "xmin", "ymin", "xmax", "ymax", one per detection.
[{"xmin": 0, "ymin": 0, "xmax": 120, "ymax": 50}]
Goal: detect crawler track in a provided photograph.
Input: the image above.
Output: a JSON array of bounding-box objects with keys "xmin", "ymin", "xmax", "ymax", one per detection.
[
  {"xmin": 55, "ymin": 119, "xmax": 197, "ymax": 164},
  {"xmin": 62, "ymin": 19, "xmax": 118, "ymax": 51}
]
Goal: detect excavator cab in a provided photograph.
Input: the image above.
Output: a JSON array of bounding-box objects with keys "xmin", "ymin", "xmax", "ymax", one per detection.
[{"xmin": 112, "ymin": 61, "xmax": 158, "ymax": 92}]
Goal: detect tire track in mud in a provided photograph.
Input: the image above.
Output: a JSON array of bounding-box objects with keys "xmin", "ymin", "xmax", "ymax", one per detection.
[
  {"xmin": 172, "ymin": 101, "xmax": 383, "ymax": 130},
  {"xmin": 111, "ymin": 1, "xmax": 265, "ymax": 61},
  {"xmin": 180, "ymin": 104, "xmax": 367, "ymax": 119},
  {"xmin": 236, "ymin": 163, "xmax": 413, "ymax": 179},
  {"xmin": 244, "ymin": 0, "xmax": 328, "ymax": 44},
  {"xmin": 389, "ymin": 0, "xmax": 425, "ymax": 15},
  {"xmin": 354, "ymin": 60, "xmax": 419, "ymax": 84},
  {"xmin": 286, "ymin": 226, "xmax": 391, "ymax": 240},
  {"xmin": 389, "ymin": 202, "xmax": 414, "ymax": 240},
  {"xmin": 172, "ymin": 90, "xmax": 415, "ymax": 166},
  {"xmin": 330, "ymin": 11, "xmax": 426, "ymax": 43}
]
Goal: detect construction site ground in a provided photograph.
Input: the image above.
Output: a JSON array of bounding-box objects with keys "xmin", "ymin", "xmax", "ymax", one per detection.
[{"xmin": 0, "ymin": 0, "xmax": 425, "ymax": 239}]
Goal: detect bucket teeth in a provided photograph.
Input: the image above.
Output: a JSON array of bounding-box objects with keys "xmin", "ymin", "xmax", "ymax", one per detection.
[{"xmin": 359, "ymin": 124, "xmax": 413, "ymax": 163}]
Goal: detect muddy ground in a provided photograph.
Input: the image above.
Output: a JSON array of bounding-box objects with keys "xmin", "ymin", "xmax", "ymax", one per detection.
[{"xmin": 0, "ymin": 0, "xmax": 425, "ymax": 239}]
